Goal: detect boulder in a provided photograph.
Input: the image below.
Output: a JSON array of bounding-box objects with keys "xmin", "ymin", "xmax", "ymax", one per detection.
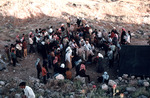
[
  {"xmin": 118, "ymin": 77, "xmax": 122, "ymax": 81},
  {"xmin": 129, "ymin": 80, "xmax": 138, "ymax": 86},
  {"xmin": 37, "ymin": 89, "xmax": 45, "ymax": 95},
  {"xmin": 138, "ymin": 95, "xmax": 148, "ymax": 98},
  {"xmin": 38, "ymin": 96, "xmax": 44, "ymax": 98},
  {"xmin": 0, "ymin": 88, "xmax": 4, "ymax": 95},
  {"xmin": 74, "ymin": 76, "xmax": 85, "ymax": 83},
  {"xmin": 131, "ymin": 76, "xmax": 135, "ymax": 79},
  {"xmin": 9, "ymin": 88, "xmax": 16, "ymax": 93},
  {"xmin": 138, "ymin": 80, "xmax": 144, "ymax": 86},
  {"xmin": 126, "ymin": 87, "xmax": 136, "ymax": 92},
  {"xmin": 143, "ymin": 82, "xmax": 149, "ymax": 87},
  {"xmin": 29, "ymin": 76, "xmax": 40, "ymax": 83},
  {"xmin": 108, "ymin": 80, "xmax": 117, "ymax": 87},
  {"xmin": 101, "ymin": 84, "xmax": 108, "ymax": 91},
  {"xmin": 0, "ymin": 81, "xmax": 5, "ymax": 86},
  {"xmin": 15, "ymin": 93, "xmax": 21, "ymax": 98},
  {"xmin": 122, "ymin": 74, "xmax": 128, "ymax": 79}
]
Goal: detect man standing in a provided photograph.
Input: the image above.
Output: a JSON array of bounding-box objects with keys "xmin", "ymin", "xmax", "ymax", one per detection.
[
  {"xmin": 19, "ymin": 82, "xmax": 35, "ymax": 98},
  {"xmin": 22, "ymin": 40, "xmax": 27, "ymax": 57},
  {"xmin": 29, "ymin": 35, "xmax": 35, "ymax": 53},
  {"xmin": 11, "ymin": 50, "xmax": 16, "ymax": 67}
]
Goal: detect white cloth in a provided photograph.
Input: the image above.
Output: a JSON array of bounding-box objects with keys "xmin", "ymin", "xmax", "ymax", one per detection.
[
  {"xmin": 102, "ymin": 72, "xmax": 109, "ymax": 80},
  {"xmin": 24, "ymin": 86, "xmax": 35, "ymax": 98},
  {"xmin": 108, "ymin": 37, "xmax": 112, "ymax": 43},
  {"xmin": 55, "ymin": 74, "xmax": 64, "ymax": 80},
  {"xmin": 36, "ymin": 37, "xmax": 41, "ymax": 43},
  {"xmin": 107, "ymin": 50, "xmax": 113, "ymax": 60},
  {"xmin": 65, "ymin": 47, "xmax": 72, "ymax": 63},
  {"xmin": 48, "ymin": 28, "xmax": 53, "ymax": 33},
  {"xmin": 126, "ymin": 33, "xmax": 131, "ymax": 43},
  {"xmin": 84, "ymin": 43, "xmax": 91, "ymax": 51},
  {"xmin": 29, "ymin": 38, "xmax": 33, "ymax": 44},
  {"xmin": 65, "ymin": 50, "xmax": 72, "ymax": 63},
  {"xmin": 109, "ymin": 45, "xmax": 116, "ymax": 52},
  {"xmin": 97, "ymin": 31, "xmax": 102, "ymax": 38},
  {"xmin": 16, "ymin": 44, "xmax": 22, "ymax": 50},
  {"xmin": 98, "ymin": 53, "xmax": 104, "ymax": 58}
]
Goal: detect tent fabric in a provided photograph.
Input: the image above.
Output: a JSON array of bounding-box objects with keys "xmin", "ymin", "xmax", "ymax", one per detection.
[{"xmin": 119, "ymin": 45, "xmax": 150, "ymax": 77}]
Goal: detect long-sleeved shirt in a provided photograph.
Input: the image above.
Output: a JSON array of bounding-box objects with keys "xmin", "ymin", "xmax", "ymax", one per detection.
[
  {"xmin": 29, "ymin": 38, "xmax": 33, "ymax": 44},
  {"xmin": 24, "ymin": 86, "xmax": 35, "ymax": 98}
]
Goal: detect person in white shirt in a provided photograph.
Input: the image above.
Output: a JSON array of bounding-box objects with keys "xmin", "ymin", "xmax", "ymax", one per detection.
[
  {"xmin": 29, "ymin": 35, "xmax": 35, "ymax": 53},
  {"xmin": 97, "ymin": 30, "xmax": 102, "ymax": 39},
  {"xmin": 84, "ymin": 41, "xmax": 94, "ymax": 61},
  {"xmin": 19, "ymin": 82, "xmax": 35, "ymax": 98}
]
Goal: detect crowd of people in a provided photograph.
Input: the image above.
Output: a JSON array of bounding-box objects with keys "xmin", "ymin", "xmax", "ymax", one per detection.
[{"xmin": 4, "ymin": 17, "xmax": 132, "ymax": 85}]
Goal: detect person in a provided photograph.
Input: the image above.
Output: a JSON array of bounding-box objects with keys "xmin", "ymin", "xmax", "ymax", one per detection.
[
  {"xmin": 19, "ymin": 82, "xmax": 35, "ymax": 98},
  {"xmin": 29, "ymin": 35, "xmax": 35, "ymax": 53},
  {"xmin": 42, "ymin": 65, "xmax": 47, "ymax": 84},
  {"xmin": 65, "ymin": 47, "xmax": 73, "ymax": 69},
  {"xmin": 22, "ymin": 40, "xmax": 27, "ymax": 57},
  {"xmin": 126, "ymin": 31, "xmax": 131, "ymax": 44},
  {"xmin": 47, "ymin": 51, "xmax": 52, "ymax": 69},
  {"xmin": 11, "ymin": 50, "xmax": 16, "ymax": 67},
  {"xmin": 97, "ymin": 71, "xmax": 109, "ymax": 84},
  {"xmin": 4, "ymin": 45, "xmax": 10, "ymax": 62},
  {"xmin": 65, "ymin": 68, "xmax": 72, "ymax": 80},
  {"xmin": 107, "ymin": 48, "xmax": 114, "ymax": 68},
  {"xmin": 120, "ymin": 28, "xmax": 127, "ymax": 45},
  {"xmin": 97, "ymin": 53, "xmax": 104, "ymax": 73},
  {"xmin": 76, "ymin": 63, "xmax": 90, "ymax": 82},
  {"xmin": 147, "ymin": 35, "xmax": 150, "ymax": 45},
  {"xmin": 102, "ymin": 72, "xmax": 109, "ymax": 83},
  {"xmin": 76, "ymin": 17, "xmax": 81, "ymax": 27},
  {"xmin": 35, "ymin": 58, "xmax": 42, "ymax": 79},
  {"xmin": 16, "ymin": 41, "xmax": 22, "ymax": 58}
]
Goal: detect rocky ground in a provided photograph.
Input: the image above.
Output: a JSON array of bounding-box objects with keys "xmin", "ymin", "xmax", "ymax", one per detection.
[{"xmin": 0, "ymin": 0, "xmax": 150, "ymax": 98}]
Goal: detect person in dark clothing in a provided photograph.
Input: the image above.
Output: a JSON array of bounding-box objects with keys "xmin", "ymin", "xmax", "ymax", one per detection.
[
  {"xmin": 97, "ymin": 53, "xmax": 104, "ymax": 73},
  {"xmin": 103, "ymin": 41, "xmax": 109, "ymax": 57},
  {"xmin": 97, "ymin": 71, "xmax": 109, "ymax": 84},
  {"xmin": 54, "ymin": 63, "xmax": 69, "ymax": 75},
  {"xmin": 47, "ymin": 52, "xmax": 52, "ymax": 69},
  {"xmin": 5, "ymin": 45, "xmax": 10, "ymax": 62},
  {"xmin": 22, "ymin": 40, "xmax": 27, "ymax": 57},
  {"xmin": 11, "ymin": 50, "xmax": 16, "ymax": 67},
  {"xmin": 76, "ymin": 63, "xmax": 90, "ymax": 82},
  {"xmin": 35, "ymin": 58, "xmax": 42, "ymax": 79},
  {"xmin": 76, "ymin": 17, "xmax": 81, "ymax": 27},
  {"xmin": 41, "ymin": 41, "xmax": 47, "ymax": 59},
  {"xmin": 120, "ymin": 28, "xmax": 127, "ymax": 45}
]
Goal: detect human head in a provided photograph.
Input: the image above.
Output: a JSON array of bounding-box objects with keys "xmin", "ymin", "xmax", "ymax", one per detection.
[{"xmin": 19, "ymin": 82, "xmax": 26, "ymax": 89}]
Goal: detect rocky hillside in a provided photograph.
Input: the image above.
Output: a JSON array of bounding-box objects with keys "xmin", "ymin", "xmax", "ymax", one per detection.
[
  {"xmin": 0, "ymin": 0, "xmax": 150, "ymax": 98},
  {"xmin": 0, "ymin": 75, "xmax": 150, "ymax": 98},
  {"xmin": 0, "ymin": 0, "xmax": 150, "ymax": 47}
]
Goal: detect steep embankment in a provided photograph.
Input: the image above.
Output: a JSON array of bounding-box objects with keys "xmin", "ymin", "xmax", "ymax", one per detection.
[{"xmin": 0, "ymin": 0, "xmax": 150, "ymax": 47}]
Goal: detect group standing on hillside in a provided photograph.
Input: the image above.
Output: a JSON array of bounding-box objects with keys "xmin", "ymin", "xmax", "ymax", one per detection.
[{"xmin": 4, "ymin": 17, "xmax": 132, "ymax": 84}]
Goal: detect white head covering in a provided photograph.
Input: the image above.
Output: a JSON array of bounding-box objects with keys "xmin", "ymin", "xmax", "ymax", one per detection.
[
  {"xmin": 66, "ymin": 46, "xmax": 72, "ymax": 52},
  {"xmin": 41, "ymin": 41, "xmax": 45, "ymax": 45},
  {"xmin": 102, "ymin": 72, "xmax": 109, "ymax": 80},
  {"xmin": 98, "ymin": 53, "xmax": 104, "ymax": 58},
  {"xmin": 60, "ymin": 63, "xmax": 65, "ymax": 68}
]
